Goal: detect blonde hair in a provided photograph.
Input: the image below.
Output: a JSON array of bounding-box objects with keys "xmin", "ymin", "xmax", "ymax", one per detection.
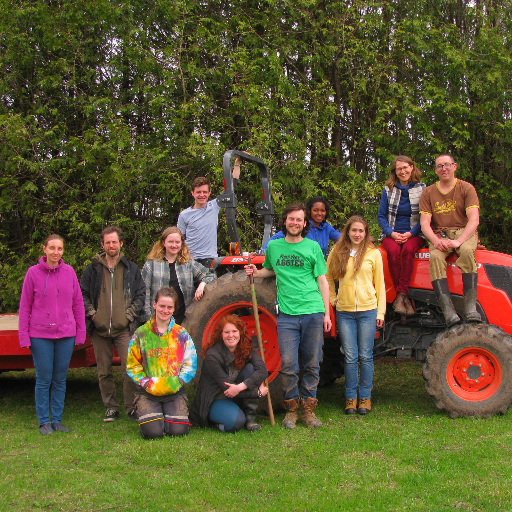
[
  {"xmin": 146, "ymin": 227, "xmax": 191, "ymax": 264},
  {"xmin": 385, "ymin": 155, "xmax": 422, "ymax": 189},
  {"xmin": 328, "ymin": 215, "xmax": 374, "ymax": 280}
]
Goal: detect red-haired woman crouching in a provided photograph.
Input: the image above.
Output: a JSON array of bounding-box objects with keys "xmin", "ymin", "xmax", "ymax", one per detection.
[{"xmin": 190, "ymin": 315, "xmax": 268, "ymax": 432}]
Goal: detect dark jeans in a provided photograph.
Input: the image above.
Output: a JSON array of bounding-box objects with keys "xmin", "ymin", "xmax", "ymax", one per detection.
[
  {"xmin": 30, "ymin": 337, "xmax": 75, "ymax": 425},
  {"xmin": 276, "ymin": 312, "xmax": 324, "ymax": 401},
  {"xmin": 195, "ymin": 258, "xmax": 214, "ymax": 269}
]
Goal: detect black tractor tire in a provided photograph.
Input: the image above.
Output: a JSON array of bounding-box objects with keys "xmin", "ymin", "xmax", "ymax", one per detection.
[
  {"xmin": 423, "ymin": 323, "xmax": 512, "ymax": 418},
  {"xmin": 182, "ymin": 270, "xmax": 282, "ymax": 414}
]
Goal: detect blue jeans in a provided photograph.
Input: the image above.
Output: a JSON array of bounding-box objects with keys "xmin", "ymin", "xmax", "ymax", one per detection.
[
  {"xmin": 276, "ymin": 312, "xmax": 324, "ymax": 401},
  {"xmin": 336, "ymin": 310, "xmax": 377, "ymax": 400},
  {"xmin": 30, "ymin": 337, "xmax": 75, "ymax": 425}
]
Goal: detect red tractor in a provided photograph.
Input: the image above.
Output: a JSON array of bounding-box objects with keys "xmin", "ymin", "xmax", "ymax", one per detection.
[
  {"xmin": 182, "ymin": 150, "xmax": 512, "ymax": 419},
  {"xmin": 2, "ymin": 150, "xmax": 512, "ymax": 419}
]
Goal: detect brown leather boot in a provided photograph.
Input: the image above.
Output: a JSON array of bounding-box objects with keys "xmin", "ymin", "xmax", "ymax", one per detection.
[
  {"xmin": 403, "ymin": 295, "xmax": 415, "ymax": 317},
  {"xmin": 300, "ymin": 397, "xmax": 322, "ymax": 428},
  {"xmin": 393, "ymin": 292, "xmax": 407, "ymax": 315},
  {"xmin": 345, "ymin": 398, "xmax": 357, "ymax": 415},
  {"xmin": 282, "ymin": 399, "xmax": 300, "ymax": 429},
  {"xmin": 358, "ymin": 398, "xmax": 372, "ymax": 415}
]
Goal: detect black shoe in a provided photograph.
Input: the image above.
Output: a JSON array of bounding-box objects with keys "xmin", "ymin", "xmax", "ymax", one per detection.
[
  {"xmin": 39, "ymin": 423, "xmax": 54, "ymax": 435},
  {"xmin": 51, "ymin": 422, "xmax": 70, "ymax": 432},
  {"xmin": 127, "ymin": 410, "xmax": 138, "ymax": 421},
  {"xmin": 104, "ymin": 409, "xmax": 120, "ymax": 422}
]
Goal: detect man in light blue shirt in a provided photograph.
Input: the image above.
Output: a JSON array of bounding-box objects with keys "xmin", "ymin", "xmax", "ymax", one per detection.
[{"xmin": 177, "ymin": 158, "xmax": 242, "ymax": 268}]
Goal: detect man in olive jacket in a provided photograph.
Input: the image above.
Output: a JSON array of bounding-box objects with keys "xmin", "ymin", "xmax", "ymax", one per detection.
[{"xmin": 80, "ymin": 226, "xmax": 145, "ymax": 422}]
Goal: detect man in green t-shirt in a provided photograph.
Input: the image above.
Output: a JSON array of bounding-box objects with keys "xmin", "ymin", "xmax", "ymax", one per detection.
[
  {"xmin": 420, "ymin": 153, "xmax": 481, "ymax": 326},
  {"xmin": 245, "ymin": 203, "xmax": 332, "ymax": 429}
]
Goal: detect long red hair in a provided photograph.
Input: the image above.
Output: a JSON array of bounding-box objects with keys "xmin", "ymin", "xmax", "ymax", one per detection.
[{"xmin": 200, "ymin": 315, "xmax": 253, "ymax": 370}]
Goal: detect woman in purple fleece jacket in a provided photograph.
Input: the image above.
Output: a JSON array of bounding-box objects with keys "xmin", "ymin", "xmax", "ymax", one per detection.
[{"xmin": 18, "ymin": 234, "xmax": 86, "ymax": 435}]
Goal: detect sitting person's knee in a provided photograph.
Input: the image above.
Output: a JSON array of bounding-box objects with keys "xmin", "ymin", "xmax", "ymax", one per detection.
[
  {"xmin": 165, "ymin": 422, "xmax": 190, "ymax": 437},
  {"xmin": 221, "ymin": 409, "xmax": 246, "ymax": 433},
  {"xmin": 140, "ymin": 420, "xmax": 164, "ymax": 440}
]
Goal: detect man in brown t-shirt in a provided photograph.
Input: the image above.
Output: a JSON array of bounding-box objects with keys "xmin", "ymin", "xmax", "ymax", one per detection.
[{"xmin": 419, "ymin": 153, "xmax": 481, "ymax": 326}]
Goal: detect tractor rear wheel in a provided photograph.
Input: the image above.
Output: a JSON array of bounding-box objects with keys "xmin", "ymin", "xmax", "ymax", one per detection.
[
  {"xmin": 423, "ymin": 323, "xmax": 512, "ymax": 418},
  {"xmin": 182, "ymin": 271, "xmax": 281, "ymax": 414}
]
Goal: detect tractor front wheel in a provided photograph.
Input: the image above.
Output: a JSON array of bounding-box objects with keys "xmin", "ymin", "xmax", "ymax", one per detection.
[
  {"xmin": 423, "ymin": 323, "xmax": 512, "ymax": 418},
  {"xmin": 182, "ymin": 271, "xmax": 281, "ymax": 414}
]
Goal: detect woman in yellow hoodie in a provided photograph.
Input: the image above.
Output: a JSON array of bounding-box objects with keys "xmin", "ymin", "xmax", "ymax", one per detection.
[{"xmin": 326, "ymin": 216, "xmax": 386, "ymax": 416}]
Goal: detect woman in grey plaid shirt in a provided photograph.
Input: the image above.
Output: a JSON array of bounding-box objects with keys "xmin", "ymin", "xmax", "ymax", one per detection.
[{"xmin": 140, "ymin": 227, "xmax": 216, "ymax": 325}]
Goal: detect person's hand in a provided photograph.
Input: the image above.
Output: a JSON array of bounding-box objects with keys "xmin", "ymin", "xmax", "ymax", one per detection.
[
  {"xmin": 258, "ymin": 383, "xmax": 268, "ymax": 397},
  {"xmin": 377, "ymin": 319, "xmax": 384, "ymax": 329},
  {"xmin": 234, "ymin": 151, "xmax": 251, "ymax": 166},
  {"xmin": 224, "ymin": 382, "xmax": 243, "ymax": 398},
  {"xmin": 324, "ymin": 314, "xmax": 332, "ymax": 332},
  {"xmin": 194, "ymin": 282, "xmax": 206, "ymax": 301},
  {"xmin": 445, "ymin": 238, "xmax": 462, "ymax": 249},
  {"xmin": 433, "ymin": 237, "xmax": 450, "ymax": 252},
  {"xmin": 244, "ymin": 264, "xmax": 257, "ymax": 277},
  {"xmin": 391, "ymin": 232, "xmax": 407, "ymax": 244}
]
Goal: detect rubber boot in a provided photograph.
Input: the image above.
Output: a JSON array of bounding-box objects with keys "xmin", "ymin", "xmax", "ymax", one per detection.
[
  {"xmin": 393, "ymin": 292, "xmax": 407, "ymax": 315},
  {"xmin": 243, "ymin": 399, "xmax": 261, "ymax": 431},
  {"xmin": 462, "ymin": 273, "xmax": 482, "ymax": 322},
  {"xmin": 282, "ymin": 398, "xmax": 300, "ymax": 429},
  {"xmin": 300, "ymin": 397, "xmax": 322, "ymax": 428},
  {"xmin": 403, "ymin": 295, "xmax": 415, "ymax": 317},
  {"xmin": 432, "ymin": 278, "xmax": 461, "ymax": 327}
]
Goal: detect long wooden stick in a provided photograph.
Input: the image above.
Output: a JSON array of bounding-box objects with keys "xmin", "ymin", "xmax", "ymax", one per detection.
[{"xmin": 248, "ymin": 257, "xmax": 275, "ymax": 425}]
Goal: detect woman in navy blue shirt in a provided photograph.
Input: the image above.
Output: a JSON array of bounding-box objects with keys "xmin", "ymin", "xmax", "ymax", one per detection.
[
  {"xmin": 262, "ymin": 196, "xmax": 340, "ymax": 257},
  {"xmin": 378, "ymin": 156, "xmax": 426, "ymax": 316}
]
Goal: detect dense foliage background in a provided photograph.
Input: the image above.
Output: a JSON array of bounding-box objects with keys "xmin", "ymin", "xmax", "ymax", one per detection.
[{"xmin": 1, "ymin": 0, "xmax": 511, "ymax": 312}]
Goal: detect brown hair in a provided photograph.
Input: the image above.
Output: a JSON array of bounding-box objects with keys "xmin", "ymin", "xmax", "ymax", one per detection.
[
  {"xmin": 328, "ymin": 215, "xmax": 374, "ymax": 280},
  {"xmin": 200, "ymin": 315, "xmax": 253, "ymax": 370},
  {"xmin": 435, "ymin": 153, "xmax": 455, "ymax": 163},
  {"xmin": 100, "ymin": 225, "xmax": 124, "ymax": 243},
  {"xmin": 279, "ymin": 202, "xmax": 311, "ymax": 238},
  {"xmin": 43, "ymin": 234, "xmax": 64, "ymax": 247},
  {"xmin": 385, "ymin": 155, "xmax": 422, "ymax": 189},
  {"xmin": 192, "ymin": 176, "xmax": 210, "ymax": 191},
  {"xmin": 152, "ymin": 286, "xmax": 179, "ymax": 318},
  {"xmin": 146, "ymin": 226, "xmax": 191, "ymax": 264}
]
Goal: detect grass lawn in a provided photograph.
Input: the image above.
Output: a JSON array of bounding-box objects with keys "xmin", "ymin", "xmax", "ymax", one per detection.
[{"xmin": 1, "ymin": 358, "xmax": 511, "ymax": 512}]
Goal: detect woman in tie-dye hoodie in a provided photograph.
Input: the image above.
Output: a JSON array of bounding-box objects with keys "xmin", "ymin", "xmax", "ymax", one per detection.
[{"xmin": 126, "ymin": 286, "xmax": 196, "ymax": 439}]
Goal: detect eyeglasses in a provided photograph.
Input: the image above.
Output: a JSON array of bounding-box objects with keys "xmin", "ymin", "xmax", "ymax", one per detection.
[
  {"xmin": 395, "ymin": 165, "xmax": 411, "ymax": 172},
  {"xmin": 435, "ymin": 163, "xmax": 455, "ymax": 170}
]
